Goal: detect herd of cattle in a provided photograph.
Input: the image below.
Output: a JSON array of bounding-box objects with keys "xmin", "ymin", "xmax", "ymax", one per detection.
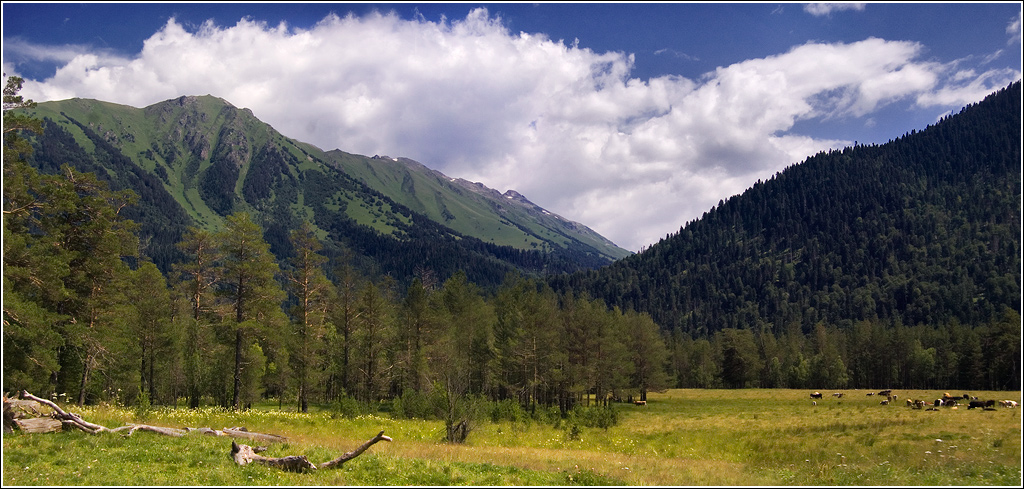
[{"xmin": 809, "ymin": 390, "xmax": 1019, "ymax": 410}]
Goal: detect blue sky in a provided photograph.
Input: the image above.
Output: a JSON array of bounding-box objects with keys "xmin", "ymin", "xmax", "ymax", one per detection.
[{"xmin": 3, "ymin": 2, "xmax": 1021, "ymax": 251}]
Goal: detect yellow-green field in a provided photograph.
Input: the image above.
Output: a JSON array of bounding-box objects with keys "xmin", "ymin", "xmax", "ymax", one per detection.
[{"xmin": 3, "ymin": 388, "xmax": 1020, "ymax": 486}]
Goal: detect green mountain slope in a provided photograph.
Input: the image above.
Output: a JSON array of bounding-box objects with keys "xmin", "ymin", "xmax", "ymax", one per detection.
[
  {"xmin": 20, "ymin": 95, "xmax": 630, "ymax": 287},
  {"xmin": 551, "ymin": 81, "xmax": 1022, "ymax": 335}
]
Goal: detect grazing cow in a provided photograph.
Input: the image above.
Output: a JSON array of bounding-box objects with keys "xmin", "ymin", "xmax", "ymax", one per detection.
[
  {"xmin": 967, "ymin": 400, "xmax": 985, "ymax": 409},
  {"xmin": 906, "ymin": 399, "xmax": 914, "ymax": 407},
  {"xmin": 984, "ymin": 400, "xmax": 996, "ymax": 408},
  {"xmin": 962, "ymin": 394, "xmax": 971, "ymax": 400},
  {"xmin": 832, "ymin": 393, "xmax": 844, "ymax": 398},
  {"xmin": 634, "ymin": 400, "xmax": 646, "ymax": 406},
  {"xmin": 944, "ymin": 399, "xmax": 958, "ymax": 407},
  {"xmin": 999, "ymin": 400, "xmax": 1018, "ymax": 408},
  {"xmin": 810, "ymin": 392, "xmax": 823, "ymax": 399},
  {"xmin": 880, "ymin": 399, "xmax": 889, "ymax": 405},
  {"xmin": 866, "ymin": 392, "xmax": 875, "ymax": 396},
  {"xmin": 812, "ymin": 401, "xmax": 817, "ymax": 406},
  {"xmin": 934, "ymin": 399, "xmax": 945, "ymax": 407},
  {"xmin": 878, "ymin": 389, "xmax": 892, "ymax": 397},
  {"xmin": 914, "ymin": 399, "xmax": 927, "ymax": 409}
]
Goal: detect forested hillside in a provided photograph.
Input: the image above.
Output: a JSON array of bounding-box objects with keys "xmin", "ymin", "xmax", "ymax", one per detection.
[
  {"xmin": 551, "ymin": 81, "xmax": 1021, "ymax": 390},
  {"xmin": 15, "ymin": 94, "xmax": 629, "ymax": 291}
]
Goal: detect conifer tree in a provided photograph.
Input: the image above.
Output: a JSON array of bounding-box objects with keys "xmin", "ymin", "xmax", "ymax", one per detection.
[
  {"xmin": 217, "ymin": 212, "xmax": 286, "ymax": 409},
  {"xmin": 284, "ymin": 221, "xmax": 332, "ymax": 412}
]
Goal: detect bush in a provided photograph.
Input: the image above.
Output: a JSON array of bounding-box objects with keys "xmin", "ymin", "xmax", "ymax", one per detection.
[
  {"xmin": 565, "ymin": 405, "xmax": 619, "ymax": 430},
  {"xmin": 392, "ymin": 391, "xmax": 433, "ymax": 419},
  {"xmin": 489, "ymin": 399, "xmax": 528, "ymax": 423},
  {"xmin": 330, "ymin": 396, "xmax": 364, "ymax": 418}
]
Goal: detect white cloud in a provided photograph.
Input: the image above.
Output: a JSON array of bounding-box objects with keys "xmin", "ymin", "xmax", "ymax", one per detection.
[
  {"xmin": 12, "ymin": 8, "xmax": 1019, "ymax": 252},
  {"xmin": 804, "ymin": 3, "xmax": 867, "ymax": 17},
  {"xmin": 1008, "ymin": 9, "xmax": 1022, "ymax": 45}
]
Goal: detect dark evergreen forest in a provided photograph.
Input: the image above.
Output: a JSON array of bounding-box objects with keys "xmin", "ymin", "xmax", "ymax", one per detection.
[{"xmin": 551, "ymin": 81, "xmax": 1021, "ymax": 391}]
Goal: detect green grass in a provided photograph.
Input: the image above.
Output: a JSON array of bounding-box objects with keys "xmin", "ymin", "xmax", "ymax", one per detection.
[{"xmin": 4, "ymin": 389, "xmax": 1020, "ymax": 485}]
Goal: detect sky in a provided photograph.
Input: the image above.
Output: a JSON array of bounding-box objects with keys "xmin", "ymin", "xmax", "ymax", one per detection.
[{"xmin": 3, "ymin": 2, "xmax": 1022, "ymax": 252}]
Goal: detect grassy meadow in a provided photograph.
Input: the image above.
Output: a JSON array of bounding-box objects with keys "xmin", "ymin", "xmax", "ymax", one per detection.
[{"xmin": 3, "ymin": 388, "xmax": 1020, "ymax": 486}]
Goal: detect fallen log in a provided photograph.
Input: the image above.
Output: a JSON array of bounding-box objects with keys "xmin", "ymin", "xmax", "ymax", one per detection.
[
  {"xmin": 13, "ymin": 417, "xmax": 63, "ymax": 434},
  {"xmin": 231, "ymin": 441, "xmax": 317, "ymax": 472},
  {"xmin": 13, "ymin": 390, "xmax": 391, "ymax": 474},
  {"xmin": 19, "ymin": 390, "xmax": 107, "ymax": 434},
  {"xmin": 222, "ymin": 426, "xmax": 288, "ymax": 443},
  {"xmin": 318, "ymin": 430, "xmax": 393, "ymax": 469},
  {"xmin": 14, "ymin": 391, "xmax": 287, "ymax": 441},
  {"xmin": 111, "ymin": 424, "xmax": 188, "ymax": 437},
  {"xmin": 5, "ymin": 395, "xmax": 54, "ymax": 433},
  {"xmin": 230, "ymin": 430, "xmax": 393, "ymax": 472}
]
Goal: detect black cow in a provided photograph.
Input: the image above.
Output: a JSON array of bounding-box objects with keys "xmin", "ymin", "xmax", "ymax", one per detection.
[
  {"xmin": 878, "ymin": 389, "xmax": 892, "ymax": 396},
  {"xmin": 968, "ymin": 400, "xmax": 986, "ymax": 409},
  {"xmin": 810, "ymin": 392, "xmax": 823, "ymax": 399}
]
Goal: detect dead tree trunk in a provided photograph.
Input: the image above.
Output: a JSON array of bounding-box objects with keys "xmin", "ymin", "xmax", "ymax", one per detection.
[
  {"xmin": 230, "ymin": 430, "xmax": 392, "ymax": 472},
  {"xmin": 318, "ymin": 430, "xmax": 393, "ymax": 469},
  {"xmin": 19, "ymin": 390, "xmax": 108, "ymax": 434},
  {"xmin": 231, "ymin": 442, "xmax": 317, "ymax": 472}
]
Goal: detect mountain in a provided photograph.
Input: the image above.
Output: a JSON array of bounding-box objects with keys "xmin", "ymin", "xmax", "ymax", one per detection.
[
  {"xmin": 550, "ymin": 81, "xmax": 1021, "ymax": 336},
  {"xmin": 18, "ymin": 95, "xmax": 630, "ymax": 288}
]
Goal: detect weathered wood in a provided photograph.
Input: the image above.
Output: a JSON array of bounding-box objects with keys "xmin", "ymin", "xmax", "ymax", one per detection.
[
  {"xmin": 110, "ymin": 424, "xmax": 188, "ymax": 437},
  {"xmin": 231, "ymin": 441, "xmax": 317, "ymax": 472},
  {"xmin": 6, "ymin": 398, "xmax": 48, "ymax": 417},
  {"xmin": 318, "ymin": 430, "xmax": 393, "ymax": 469},
  {"xmin": 229, "ymin": 430, "xmax": 392, "ymax": 472},
  {"xmin": 13, "ymin": 417, "xmax": 63, "ymax": 433},
  {"xmin": 4, "ymin": 396, "xmax": 48, "ymax": 433},
  {"xmin": 20, "ymin": 391, "xmax": 106, "ymax": 434},
  {"xmin": 222, "ymin": 426, "xmax": 288, "ymax": 443}
]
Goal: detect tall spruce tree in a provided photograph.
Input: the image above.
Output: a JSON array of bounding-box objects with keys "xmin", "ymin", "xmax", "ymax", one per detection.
[{"xmin": 217, "ymin": 212, "xmax": 286, "ymax": 409}]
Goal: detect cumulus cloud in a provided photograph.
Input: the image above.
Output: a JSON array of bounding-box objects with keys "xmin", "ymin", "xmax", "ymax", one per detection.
[
  {"xmin": 12, "ymin": 8, "xmax": 1019, "ymax": 251},
  {"xmin": 804, "ymin": 3, "xmax": 867, "ymax": 17}
]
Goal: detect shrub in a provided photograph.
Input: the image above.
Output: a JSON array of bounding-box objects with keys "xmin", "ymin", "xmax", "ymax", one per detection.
[
  {"xmin": 392, "ymin": 391, "xmax": 433, "ymax": 419},
  {"xmin": 330, "ymin": 396, "xmax": 364, "ymax": 418},
  {"xmin": 565, "ymin": 405, "xmax": 618, "ymax": 430},
  {"xmin": 489, "ymin": 399, "xmax": 528, "ymax": 423}
]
